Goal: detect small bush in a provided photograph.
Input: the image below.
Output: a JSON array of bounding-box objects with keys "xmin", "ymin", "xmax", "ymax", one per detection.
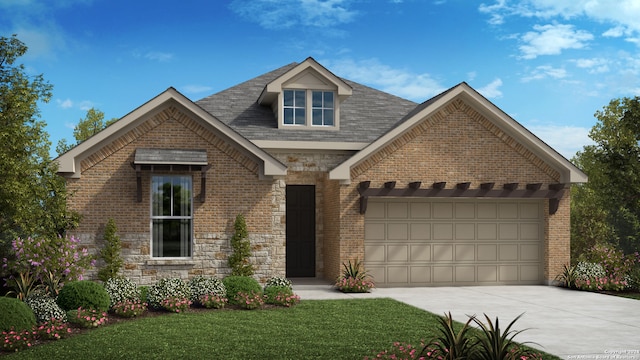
[
  {"xmin": 56, "ymin": 280, "xmax": 111, "ymax": 312},
  {"xmin": 146, "ymin": 278, "xmax": 191, "ymax": 310},
  {"xmin": 264, "ymin": 276, "xmax": 292, "ymax": 291},
  {"xmin": 574, "ymin": 262, "xmax": 606, "ymax": 280},
  {"xmin": 97, "ymin": 218, "xmax": 123, "ymax": 282},
  {"xmin": 188, "ymin": 276, "xmax": 226, "ymax": 303},
  {"xmin": 24, "ymin": 293, "xmax": 67, "ymax": 324},
  {"xmin": 0, "ymin": 297, "xmax": 37, "ymax": 332},
  {"xmin": 112, "ymin": 299, "xmax": 147, "ymax": 318},
  {"xmin": 139, "ymin": 286, "xmax": 149, "ymax": 305},
  {"xmin": 67, "ymin": 308, "xmax": 108, "ymax": 328},
  {"xmin": 222, "ymin": 276, "xmax": 262, "ymax": 305},
  {"xmin": 263, "ymin": 286, "xmax": 300, "ymax": 307},
  {"xmin": 104, "ymin": 277, "xmax": 139, "ymax": 308}
]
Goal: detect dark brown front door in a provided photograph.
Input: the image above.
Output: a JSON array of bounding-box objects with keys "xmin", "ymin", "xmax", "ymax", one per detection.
[{"xmin": 286, "ymin": 185, "xmax": 316, "ymax": 277}]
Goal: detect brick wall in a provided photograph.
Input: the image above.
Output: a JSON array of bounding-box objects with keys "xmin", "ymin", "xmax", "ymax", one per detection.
[
  {"xmin": 327, "ymin": 98, "xmax": 568, "ymax": 284},
  {"xmin": 66, "ymin": 104, "xmax": 283, "ymax": 285}
]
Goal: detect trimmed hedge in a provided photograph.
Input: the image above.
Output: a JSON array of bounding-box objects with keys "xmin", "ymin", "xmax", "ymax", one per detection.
[
  {"xmin": 56, "ymin": 280, "xmax": 111, "ymax": 311},
  {"xmin": 0, "ymin": 297, "xmax": 37, "ymax": 332},
  {"xmin": 222, "ymin": 276, "xmax": 262, "ymax": 305}
]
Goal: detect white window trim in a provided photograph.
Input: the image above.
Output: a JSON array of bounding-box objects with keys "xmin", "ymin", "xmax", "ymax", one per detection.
[
  {"xmin": 150, "ymin": 175, "xmax": 194, "ymax": 259},
  {"xmin": 279, "ymin": 89, "xmax": 340, "ymax": 130}
]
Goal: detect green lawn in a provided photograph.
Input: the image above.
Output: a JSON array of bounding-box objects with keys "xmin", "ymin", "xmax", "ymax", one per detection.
[{"xmin": 5, "ymin": 299, "xmax": 560, "ymax": 359}]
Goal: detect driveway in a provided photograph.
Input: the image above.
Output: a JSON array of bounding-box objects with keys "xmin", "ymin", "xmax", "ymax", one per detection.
[{"xmin": 293, "ymin": 284, "xmax": 640, "ymax": 359}]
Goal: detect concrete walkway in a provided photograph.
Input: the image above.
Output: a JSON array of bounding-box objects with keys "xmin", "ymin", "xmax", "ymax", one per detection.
[{"xmin": 293, "ymin": 281, "xmax": 640, "ymax": 359}]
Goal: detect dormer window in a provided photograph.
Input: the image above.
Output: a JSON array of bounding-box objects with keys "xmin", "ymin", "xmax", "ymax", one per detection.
[
  {"xmin": 258, "ymin": 58, "xmax": 352, "ymax": 131},
  {"xmin": 283, "ymin": 90, "xmax": 306, "ymax": 125},
  {"xmin": 282, "ymin": 89, "xmax": 335, "ymax": 127},
  {"xmin": 312, "ymin": 91, "xmax": 334, "ymax": 126}
]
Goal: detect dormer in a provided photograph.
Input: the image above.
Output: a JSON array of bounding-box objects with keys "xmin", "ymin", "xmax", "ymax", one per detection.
[{"xmin": 258, "ymin": 57, "xmax": 352, "ymax": 130}]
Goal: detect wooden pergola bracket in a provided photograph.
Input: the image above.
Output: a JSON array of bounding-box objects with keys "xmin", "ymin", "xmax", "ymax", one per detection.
[{"xmin": 357, "ymin": 181, "xmax": 566, "ymax": 215}]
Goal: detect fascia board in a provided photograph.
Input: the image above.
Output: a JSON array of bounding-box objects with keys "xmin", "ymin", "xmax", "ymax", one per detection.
[{"xmin": 56, "ymin": 88, "xmax": 287, "ymax": 178}]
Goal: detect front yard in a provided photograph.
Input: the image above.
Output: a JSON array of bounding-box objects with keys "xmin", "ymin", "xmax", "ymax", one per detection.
[{"xmin": 3, "ymin": 298, "xmax": 560, "ymax": 359}]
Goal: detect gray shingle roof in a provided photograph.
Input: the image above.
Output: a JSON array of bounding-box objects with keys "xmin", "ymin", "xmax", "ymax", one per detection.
[{"xmin": 195, "ymin": 62, "xmax": 419, "ymax": 143}]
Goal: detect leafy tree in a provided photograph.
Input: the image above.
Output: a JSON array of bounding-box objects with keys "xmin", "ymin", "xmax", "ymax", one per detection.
[
  {"xmin": 571, "ymin": 97, "xmax": 640, "ymax": 256},
  {"xmin": 97, "ymin": 218, "xmax": 123, "ymax": 282},
  {"xmin": 56, "ymin": 108, "xmax": 117, "ymax": 154},
  {"xmin": 0, "ymin": 34, "xmax": 79, "ymax": 261},
  {"xmin": 228, "ymin": 214, "xmax": 254, "ymax": 276}
]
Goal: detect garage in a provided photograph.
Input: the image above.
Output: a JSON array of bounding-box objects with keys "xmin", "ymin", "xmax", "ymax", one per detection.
[{"xmin": 364, "ymin": 198, "xmax": 544, "ymax": 286}]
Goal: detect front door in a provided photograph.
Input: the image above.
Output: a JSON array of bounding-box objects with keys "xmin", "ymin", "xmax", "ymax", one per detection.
[{"xmin": 286, "ymin": 185, "xmax": 316, "ymax": 277}]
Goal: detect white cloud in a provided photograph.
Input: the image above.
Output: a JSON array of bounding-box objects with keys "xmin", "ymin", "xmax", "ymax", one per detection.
[
  {"xmin": 519, "ymin": 24, "xmax": 593, "ymax": 59},
  {"xmin": 56, "ymin": 98, "xmax": 94, "ymax": 111},
  {"xmin": 229, "ymin": 0, "xmax": 357, "ymax": 30},
  {"xmin": 57, "ymin": 98, "xmax": 73, "ymax": 109},
  {"xmin": 527, "ymin": 124, "xmax": 594, "ymax": 159},
  {"xmin": 181, "ymin": 85, "xmax": 214, "ymax": 94},
  {"xmin": 478, "ymin": 78, "xmax": 503, "ymax": 98},
  {"xmin": 323, "ymin": 58, "xmax": 445, "ymax": 101},
  {"xmin": 479, "ymin": 1, "xmax": 640, "ymax": 40},
  {"xmin": 572, "ymin": 58, "xmax": 610, "ymax": 74},
  {"xmin": 521, "ymin": 65, "xmax": 567, "ymax": 82}
]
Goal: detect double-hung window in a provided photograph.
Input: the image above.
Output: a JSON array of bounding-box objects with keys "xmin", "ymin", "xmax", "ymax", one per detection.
[{"xmin": 151, "ymin": 175, "xmax": 192, "ymax": 258}]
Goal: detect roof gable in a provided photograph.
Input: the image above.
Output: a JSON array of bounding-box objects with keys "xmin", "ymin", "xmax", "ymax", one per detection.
[
  {"xmin": 55, "ymin": 87, "xmax": 287, "ymax": 178},
  {"xmin": 329, "ymin": 82, "xmax": 587, "ymax": 184},
  {"xmin": 258, "ymin": 57, "xmax": 352, "ymax": 105}
]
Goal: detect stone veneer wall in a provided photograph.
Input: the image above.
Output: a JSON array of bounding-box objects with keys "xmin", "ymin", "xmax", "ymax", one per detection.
[
  {"xmin": 65, "ymin": 104, "xmax": 286, "ymax": 285},
  {"xmin": 266, "ymin": 150, "xmax": 354, "ymax": 278},
  {"xmin": 329, "ymin": 98, "xmax": 570, "ymax": 284}
]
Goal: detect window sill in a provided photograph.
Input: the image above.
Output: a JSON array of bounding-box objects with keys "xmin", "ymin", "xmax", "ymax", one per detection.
[{"xmin": 145, "ymin": 259, "xmax": 196, "ymax": 266}]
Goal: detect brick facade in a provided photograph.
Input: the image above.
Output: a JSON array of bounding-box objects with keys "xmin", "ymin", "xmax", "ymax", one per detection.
[{"xmin": 60, "ymin": 74, "xmax": 578, "ymax": 287}]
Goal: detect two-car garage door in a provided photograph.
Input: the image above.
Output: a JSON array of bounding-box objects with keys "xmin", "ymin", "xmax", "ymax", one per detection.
[{"xmin": 364, "ymin": 198, "xmax": 543, "ymax": 286}]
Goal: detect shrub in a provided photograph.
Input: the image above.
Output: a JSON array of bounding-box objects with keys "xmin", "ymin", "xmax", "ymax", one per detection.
[
  {"xmin": 111, "ymin": 299, "xmax": 147, "ymax": 318},
  {"xmin": 56, "ymin": 280, "xmax": 111, "ymax": 312},
  {"xmin": 228, "ymin": 214, "xmax": 253, "ymax": 276},
  {"xmin": 146, "ymin": 278, "xmax": 191, "ymax": 310},
  {"xmin": 263, "ymin": 286, "xmax": 300, "ymax": 307},
  {"xmin": 34, "ymin": 318, "xmax": 71, "ymax": 340},
  {"xmin": 2, "ymin": 235, "xmax": 95, "ymax": 285},
  {"xmin": 161, "ymin": 296, "xmax": 192, "ymax": 313},
  {"xmin": 234, "ymin": 291, "xmax": 264, "ymax": 310},
  {"xmin": 222, "ymin": 276, "xmax": 262, "ymax": 305},
  {"xmin": 199, "ymin": 294, "xmax": 227, "ymax": 309},
  {"xmin": 188, "ymin": 276, "xmax": 226, "ymax": 303},
  {"xmin": 1, "ymin": 329, "xmax": 36, "ymax": 352},
  {"xmin": 24, "ymin": 292, "xmax": 67, "ymax": 324},
  {"xmin": 0, "ymin": 297, "xmax": 36, "ymax": 332},
  {"xmin": 574, "ymin": 262, "xmax": 606, "ymax": 280},
  {"xmin": 3, "ymin": 270, "xmax": 43, "ymax": 300},
  {"xmin": 67, "ymin": 308, "xmax": 108, "ymax": 328},
  {"xmin": 264, "ymin": 276, "xmax": 292, "ymax": 290},
  {"xmin": 335, "ymin": 259, "xmax": 374, "ymax": 293},
  {"xmin": 97, "ymin": 218, "xmax": 123, "ymax": 282},
  {"xmin": 104, "ymin": 277, "xmax": 139, "ymax": 308}
]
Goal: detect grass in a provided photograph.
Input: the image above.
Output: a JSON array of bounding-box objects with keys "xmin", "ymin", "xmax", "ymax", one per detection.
[{"xmin": 3, "ymin": 298, "xmax": 561, "ymax": 360}]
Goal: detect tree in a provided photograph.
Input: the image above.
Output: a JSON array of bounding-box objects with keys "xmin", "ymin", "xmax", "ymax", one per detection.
[
  {"xmin": 571, "ymin": 96, "xmax": 640, "ymax": 256},
  {"xmin": 0, "ymin": 34, "xmax": 79, "ymax": 260},
  {"xmin": 228, "ymin": 214, "xmax": 254, "ymax": 276},
  {"xmin": 56, "ymin": 108, "xmax": 117, "ymax": 154},
  {"xmin": 97, "ymin": 218, "xmax": 123, "ymax": 282}
]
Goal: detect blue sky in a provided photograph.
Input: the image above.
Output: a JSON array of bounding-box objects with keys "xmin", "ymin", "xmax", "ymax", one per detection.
[{"xmin": 2, "ymin": 0, "xmax": 640, "ymax": 160}]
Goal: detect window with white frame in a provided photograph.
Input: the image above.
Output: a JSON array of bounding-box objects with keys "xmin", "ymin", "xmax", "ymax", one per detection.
[
  {"xmin": 283, "ymin": 89, "xmax": 306, "ymax": 125},
  {"xmin": 151, "ymin": 175, "xmax": 192, "ymax": 258},
  {"xmin": 282, "ymin": 89, "xmax": 336, "ymax": 128},
  {"xmin": 312, "ymin": 91, "xmax": 334, "ymax": 126}
]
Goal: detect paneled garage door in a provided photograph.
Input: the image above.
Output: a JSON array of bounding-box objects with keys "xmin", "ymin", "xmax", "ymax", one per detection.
[{"xmin": 364, "ymin": 198, "xmax": 543, "ymax": 286}]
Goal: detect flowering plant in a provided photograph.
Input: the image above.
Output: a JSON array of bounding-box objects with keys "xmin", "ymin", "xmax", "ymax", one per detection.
[
  {"xmin": 2, "ymin": 236, "xmax": 96, "ymax": 298},
  {"xmin": 112, "ymin": 299, "xmax": 147, "ymax": 318},
  {"xmin": 264, "ymin": 286, "xmax": 300, "ymax": 307},
  {"xmin": 335, "ymin": 259, "xmax": 374, "ymax": 293},
  {"xmin": 271, "ymin": 292, "xmax": 300, "ymax": 307},
  {"xmin": 34, "ymin": 318, "xmax": 71, "ymax": 340},
  {"xmin": 1, "ymin": 328, "xmax": 36, "ymax": 352},
  {"xmin": 198, "ymin": 293, "xmax": 228, "ymax": 309},
  {"xmin": 235, "ymin": 291, "xmax": 264, "ymax": 310},
  {"xmin": 161, "ymin": 296, "xmax": 192, "ymax": 313},
  {"xmin": 68, "ymin": 307, "xmax": 108, "ymax": 328}
]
